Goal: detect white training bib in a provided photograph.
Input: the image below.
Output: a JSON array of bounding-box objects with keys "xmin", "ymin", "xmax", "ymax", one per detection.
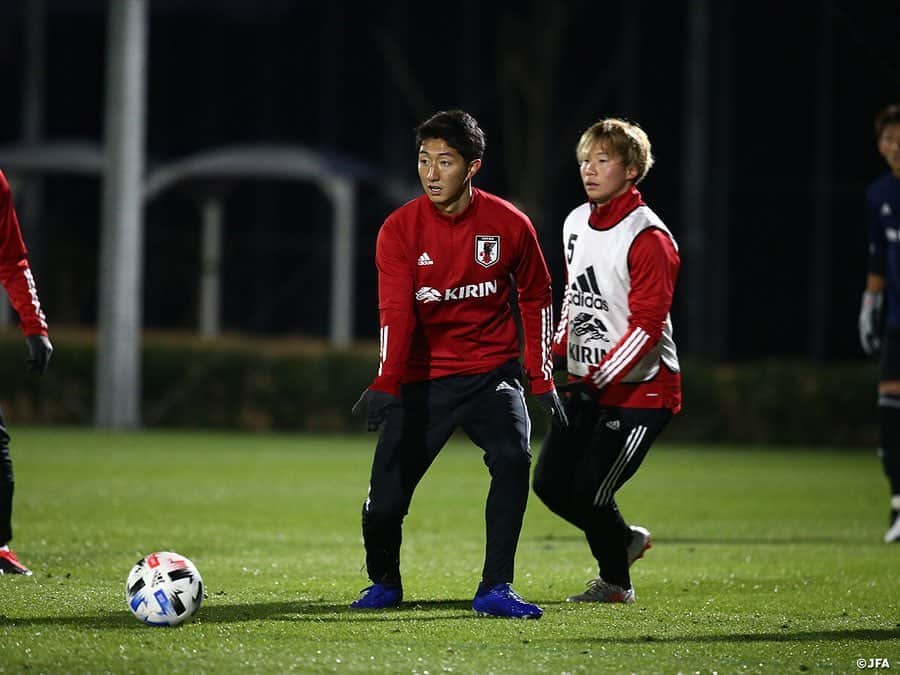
[{"xmin": 561, "ymin": 203, "xmax": 680, "ymax": 381}]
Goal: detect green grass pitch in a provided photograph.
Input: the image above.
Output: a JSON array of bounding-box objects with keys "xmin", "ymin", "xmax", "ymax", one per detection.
[{"xmin": 0, "ymin": 428, "xmax": 897, "ymax": 673}]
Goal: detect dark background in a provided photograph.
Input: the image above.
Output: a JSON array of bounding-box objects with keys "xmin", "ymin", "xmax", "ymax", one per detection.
[{"xmin": 0, "ymin": 0, "xmax": 898, "ymax": 362}]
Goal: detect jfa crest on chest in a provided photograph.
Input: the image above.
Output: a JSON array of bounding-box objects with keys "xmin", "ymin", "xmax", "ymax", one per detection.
[{"xmin": 475, "ymin": 235, "xmax": 500, "ymax": 268}]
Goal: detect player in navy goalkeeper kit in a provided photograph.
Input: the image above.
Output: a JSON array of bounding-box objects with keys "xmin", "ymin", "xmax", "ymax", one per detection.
[
  {"xmin": 350, "ymin": 109, "xmax": 567, "ymax": 618},
  {"xmin": 533, "ymin": 118, "xmax": 681, "ymax": 603},
  {"xmin": 858, "ymin": 102, "xmax": 900, "ymax": 544},
  {"xmin": 0, "ymin": 169, "xmax": 53, "ymax": 575}
]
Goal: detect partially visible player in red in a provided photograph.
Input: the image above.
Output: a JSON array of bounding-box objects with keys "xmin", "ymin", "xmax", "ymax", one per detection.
[
  {"xmin": 350, "ymin": 109, "xmax": 567, "ymax": 618},
  {"xmin": 0, "ymin": 169, "xmax": 53, "ymax": 576}
]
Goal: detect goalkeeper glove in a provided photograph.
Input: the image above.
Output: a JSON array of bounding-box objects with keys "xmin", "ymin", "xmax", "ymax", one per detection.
[
  {"xmin": 859, "ymin": 290, "xmax": 884, "ymax": 355},
  {"xmin": 352, "ymin": 388, "xmax": 397, "ymax": 431},
  {"xmin": 25, "ymin": 335, "xmax": 53, "ymax": 374},
  {"xmin": 535, "ymin": 389, "xmax": 569, "ymax": 428}
]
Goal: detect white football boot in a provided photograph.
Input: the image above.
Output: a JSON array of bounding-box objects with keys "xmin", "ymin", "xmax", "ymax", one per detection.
[
  {"xmin": 627, "ymin": 525, "xmax": 652, "ymax": 565},
  {"xmin": 566, "ymin": 577, "xmax": 635, "ymax": 604},
  {"xmin": 885, "ymin": 510, "xmax": 900, "ymax": 544}
]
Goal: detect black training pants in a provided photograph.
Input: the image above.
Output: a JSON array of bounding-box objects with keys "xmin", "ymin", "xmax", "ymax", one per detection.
[
  {"xmin": 0, "ymin": 404, "xmax": 13, "ymax": 546},
  {"xmin": 878, "ymin": 331, "xmax": 900, "ymax": 496},
  {"xmin": 533, "ymin": 402, "xmax": 671, "ymax": 589},
  {"xmin": 360, "ymin": 360, "xmax": 532, "ymax": 588}
]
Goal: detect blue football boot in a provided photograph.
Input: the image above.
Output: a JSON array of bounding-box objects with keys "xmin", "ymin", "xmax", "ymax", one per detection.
[
  {"xmin": 350, "ymin": 583, "xmax": 403, "ymax": 609},
  {"xmin": 472, "ymin": 582, "xmax": 542, "ymax": 619}
]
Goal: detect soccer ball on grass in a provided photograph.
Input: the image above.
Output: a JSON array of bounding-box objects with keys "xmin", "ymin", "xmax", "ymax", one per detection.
[{"xmin": 125, "ymin": 551, "xmax": 203, "ymax": 626}]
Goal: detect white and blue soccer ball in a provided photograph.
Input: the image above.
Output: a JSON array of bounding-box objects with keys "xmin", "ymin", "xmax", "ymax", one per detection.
[{"xmin": 125, "ymin": 551, "xmax": 203, "ymax": 626}]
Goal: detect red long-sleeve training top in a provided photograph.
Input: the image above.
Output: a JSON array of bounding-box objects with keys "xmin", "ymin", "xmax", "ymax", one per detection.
[
  {"xmin": 370, "ymin": 188, "xmax": 555, "ymax": 397},
  {"xmin": 0, "ymin": 170, "xmax": 48, "ymax": 337}
]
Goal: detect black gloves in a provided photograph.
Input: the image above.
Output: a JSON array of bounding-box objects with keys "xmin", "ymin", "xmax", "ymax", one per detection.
[
  {"xmin": 556, "ymin": 378, "xmax": 597, "ymax": 402},
  {"xmin": 352, "ymin": 388, "xmax": 397, "ymax": 431},
  {"xmin": 535, "ymin": 389, "xmax": 569, "ymax": 428},
  {"xmin": 555, "ymin": 378, "xmax": 602, "ymax": 429},
  {"xmin": 25, "ymin": 334, "xmax": 53, "ymax": 374}
]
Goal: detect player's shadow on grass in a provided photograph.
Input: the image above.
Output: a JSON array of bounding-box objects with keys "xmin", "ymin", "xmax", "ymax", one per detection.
[
  {"xmin": 559, "ymin": 627, "xmax": 899, "ymax": 645},
  {"xmin": 199, "ymin": 599, "xmax": 476, "ymax": 623},
  {"xmin": 0, "ymin": 599, "xmax": 477, "ymax": 629},
  {"xmin": 535, "ymin": 535, "xmax": 865, "ymax": 545}
]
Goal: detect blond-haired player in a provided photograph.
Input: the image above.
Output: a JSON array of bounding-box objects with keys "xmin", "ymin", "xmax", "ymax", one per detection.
[{"xmin": 534, "ymin": 118, "xmax": 681, "ymax": 602}]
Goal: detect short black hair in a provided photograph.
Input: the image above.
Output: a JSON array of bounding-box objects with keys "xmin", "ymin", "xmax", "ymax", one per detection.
[
  {"xmin": 875, "ymin": 103, "xmax": 900, "ymax": 137},
  {"xmin": 415, "ymin": 110, "xmax": 486, "ymax": 163}
]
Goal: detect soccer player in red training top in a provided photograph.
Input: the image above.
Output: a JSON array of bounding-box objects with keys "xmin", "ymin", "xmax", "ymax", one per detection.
[
  {"xmin": 351, "ymin": 109, "xmax": 567, "ymax": 618},
  {"xmin": 858, "ymin": 103, "xmax": 900, "ymax": 543},
  {"xmin": 0, "ymin": 169, "xmax": 53, "ymax": 575},
  {"xmin": 533, "ymin": 118, "xmax": 681, "ymax": 604}
]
